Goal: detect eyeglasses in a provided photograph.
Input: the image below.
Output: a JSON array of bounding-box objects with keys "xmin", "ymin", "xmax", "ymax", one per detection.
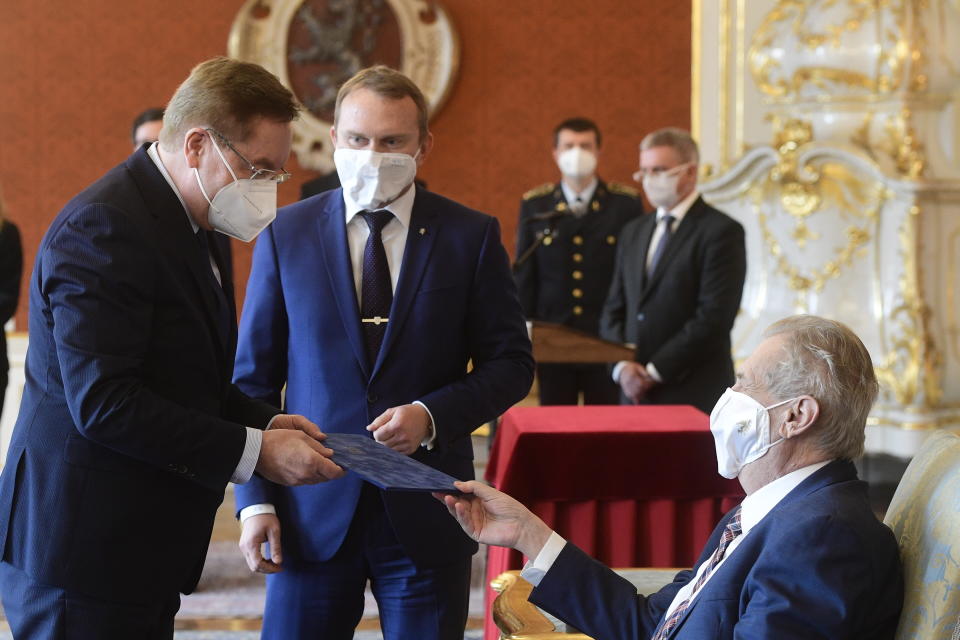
[
  {"xmin": 632, "ymin": 162, "xmax": 693, "ymax": 182},
  {"xmin": 205, "ymin": 128, "xmax": 292, "ymax": 184}
]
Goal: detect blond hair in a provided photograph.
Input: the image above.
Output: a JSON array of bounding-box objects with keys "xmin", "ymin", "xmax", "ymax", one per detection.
[
  {"xmin": 159, "ymin": 57, "xmax": 299, "ymax": 149},
  {"xmin": 640, "ymin": 127, "xmax": 699, "ymax": 164},
  {"xmin": 334, "ymin": 65, "xmax": 429, "ymax": 142},
  {"xmin": 761, "ymin": 315, "xmax": 878, "ymax": 460}
]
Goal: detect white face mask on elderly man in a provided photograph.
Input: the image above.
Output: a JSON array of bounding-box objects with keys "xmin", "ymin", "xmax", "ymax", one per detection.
[
  {"xmin": 193, "ymin": 136, "xmax": 277, "ymax": 242},
  {"xmin": 334, "ymin": 148, "xmax": 418, "ymax": 211},
  {"xmin": 641, "ymin": 163, "xmax": 691, "ymax": 210},
  {"xmin": 709, "ymin": 388, "xmax": 799, "ymax": 479}
]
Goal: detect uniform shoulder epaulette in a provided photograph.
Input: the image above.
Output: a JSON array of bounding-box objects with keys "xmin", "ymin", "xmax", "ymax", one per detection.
[
  {"xmin": 523, "ymin": 183, "xmax": 555, "ymax": 201},
  {"xmin": 607, "ymin": 182, "xmax": 641, "ymax": 198}
]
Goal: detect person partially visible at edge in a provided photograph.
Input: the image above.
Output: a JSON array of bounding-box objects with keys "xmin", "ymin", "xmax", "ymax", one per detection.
[{"xmin": 0, "ymin": 186, "xmax": 23, "ymax": 423}]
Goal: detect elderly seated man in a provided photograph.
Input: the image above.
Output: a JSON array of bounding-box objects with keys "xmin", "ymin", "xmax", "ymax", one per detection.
[{"xmin": 440, "ymin": 315, "xmax": 903, "ymax": 639}]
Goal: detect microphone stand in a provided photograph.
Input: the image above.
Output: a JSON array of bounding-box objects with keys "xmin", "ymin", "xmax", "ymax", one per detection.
[{"xmin": 512, "ymin": 210, "xmax": 568, "ymax": 272}]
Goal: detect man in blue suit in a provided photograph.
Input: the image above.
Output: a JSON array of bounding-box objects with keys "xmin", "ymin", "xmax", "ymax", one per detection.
[
  {"xmin": 441, "ymin": 315, "xmax": 903, "ymax": 639},
  {"xmin": 234, "ymin": 65, "xmax": 534, "ymax": 640},
  {"xmin": 0, "ymin": 58, "xmax": 344, "ymax": 639}
]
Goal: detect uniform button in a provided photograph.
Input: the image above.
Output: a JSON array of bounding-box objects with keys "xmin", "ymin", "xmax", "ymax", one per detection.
[
  {"xmin": 607, "ymin": 235, "xmax": 617, "ymax": 245},
  {"xmin": 637, "ymin": 313, "xmax": 645, "ymax": 322},
  {"xmin": 572, "ymin": 235, "xmax": 584, "ymax": 246},
  {"xmin": 573, "ymin": 253, "xmax": 583, "ymax": 263},
  {"xmin": 573, "ymin": 305, "xmax": 583, "ymax": 315},
  {"xmin": 543, "ymin": 236, "xmax": 553, "ymax": 246},
  {"xmin": 177, "ymin": 464, "xmax": 188, "ymax": 474},
  {"xmin": 367, "ymin": 391, "xmax": 379, "ymax": 403},
  {"xmin": 572, "ymin": 270, "xmax": 583, "ymax": 280},
  {"xmin": 572, "ymin": 288, "xmax": 583, "ymax": 298}
]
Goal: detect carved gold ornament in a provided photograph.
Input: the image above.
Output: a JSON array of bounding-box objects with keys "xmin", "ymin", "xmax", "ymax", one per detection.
[
  {"xmin": 749, "ymin": 0, "xmax": 933, "ymax": 102},
  {"xmin": 874, "ymin": 205, "xmax": 944, "ymax": 407},
  {"xmin": 229, "ymin": 0, "xmax": 459, "ymax": 171},
  {"xmin": 752, "ymin": 118, "xmax": 886, "ymax": 298}
]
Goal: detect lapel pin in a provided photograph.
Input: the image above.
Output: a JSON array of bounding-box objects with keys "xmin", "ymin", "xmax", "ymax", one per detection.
[{"xmin": 419, "ymin": 227, "xmax": 426, "ymax": 236}]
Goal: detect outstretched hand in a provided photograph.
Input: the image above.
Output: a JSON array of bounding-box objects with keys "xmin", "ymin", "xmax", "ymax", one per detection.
[{"xmin": 434, "ymin": 481, "xmax": 553, "ymax": 559}]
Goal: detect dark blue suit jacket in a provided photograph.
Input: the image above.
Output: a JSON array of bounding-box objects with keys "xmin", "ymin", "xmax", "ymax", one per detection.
[
  {"xmin": 0, "ymin": 148, "xmax": 278, "ymax": 603},
  {"xmin": 530, "ymin": 460, "xmax": 903, "ymax": 639},
  {"xmin": 233, "ymin": 188, "xmax": 534, "ymax": 567}
]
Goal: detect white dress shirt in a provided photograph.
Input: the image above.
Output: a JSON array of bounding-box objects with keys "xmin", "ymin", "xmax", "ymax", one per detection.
[
  {"xmin": 520, "ymin": 461, "xmax": 833, "ymax": 618},
  {"xmin": 560, "ymin": 177, "xmax": 598, "ymax": 217},
  {"xmin": 146, "ymin": 142, "xmax": 262, "ymax": 485},
  {"xmin": 612, "ymin": 188, "xmax": 701, "ymax": 385},
  {"xmin": 240, "ymin": 184, "xmax": 438, "ymax": 523}
]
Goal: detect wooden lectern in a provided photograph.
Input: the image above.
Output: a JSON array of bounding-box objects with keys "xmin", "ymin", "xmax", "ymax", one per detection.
[{"xmin": 529, "ymin": 320, "xmax": 635, "ymax": 363}]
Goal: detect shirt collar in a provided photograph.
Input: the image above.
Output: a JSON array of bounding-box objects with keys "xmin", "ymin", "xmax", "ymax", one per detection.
[
  {"xmin": 147, "ymin": 141, "xmax": 199, "ymax": 233},
  {"xmin": 560, "ymin": 177, "xmax": 599, "ymax": 206},
  {"xmin": 343, "ymin": 182, "xmax": 416, "ymax": 230},
  {"xmin": 739, "ymin": 460, "xmax": 832, "ymax": 534},
  {"xmin": 656, "ymin": 188, "xmax": 700, "ymax": 225}
]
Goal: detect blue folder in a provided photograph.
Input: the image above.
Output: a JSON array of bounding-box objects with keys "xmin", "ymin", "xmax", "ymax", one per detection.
[{"xmin": 324, "ymin": 433, "xmax": 461, "ymax": 493}]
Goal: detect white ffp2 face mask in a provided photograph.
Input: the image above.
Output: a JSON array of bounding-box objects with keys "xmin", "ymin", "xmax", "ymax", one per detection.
[
  {"xmin": 194, "ymin": 137, "xmax": 277, "ymax": 243},
  {"xmin": 709, "ymin": 388, "xmax": 798, "ymax": 479},
  {"xmin": 557, "ymin": 147, "xmax": 597, "ymax": 179},
  {"xmin": 641, "ymin": 163, "xmax": 691, "ymax": 210},
  {"xmin": 334, "ymin": 148, "xmax": 418, "ymax": 210}
]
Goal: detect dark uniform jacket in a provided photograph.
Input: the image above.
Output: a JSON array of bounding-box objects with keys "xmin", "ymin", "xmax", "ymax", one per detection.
[{"xmin": 515, "ymin": 180, "xmax": 642, "ymax": 335}]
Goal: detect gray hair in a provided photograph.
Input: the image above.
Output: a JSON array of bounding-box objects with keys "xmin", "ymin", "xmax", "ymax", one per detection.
[
  {"xmin": 761, "ymin": 315, "xmax": 878, "ymax": 460},
  {"xmin": 640, "ymin": 127, "xmax": 699, "ymax": 164}
]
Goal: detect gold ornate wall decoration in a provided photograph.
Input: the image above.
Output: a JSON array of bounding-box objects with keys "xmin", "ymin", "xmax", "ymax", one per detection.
[
  {"xmin": 875, "ymin": 205, "xmax": 944, "ymax": 408},
  {"xmin": 229, "ymin": 0, "xmax": 459, "ymax": 171},
  {"xmin": 748, "ymin": 0, "xmax": 932, "ymax": 102},
  {"xmin": 751, "ymin": 118, "xmax": 886, "ymax": 302},
  {"xmin": 883, "ymin": 108, "xmax": 927, "ymax": 179}
]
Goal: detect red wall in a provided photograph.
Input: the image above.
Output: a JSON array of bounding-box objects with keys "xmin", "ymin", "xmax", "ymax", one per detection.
[{"xmin": 0, "ymin": 1, "xmax": 690, "ymax": 329}]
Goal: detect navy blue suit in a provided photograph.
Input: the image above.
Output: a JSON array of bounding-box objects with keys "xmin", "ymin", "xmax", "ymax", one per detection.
[
  {"xmin": 0, "ymin": 148, "xmax": 278, "ymax": 636},
  {"xmin": 530, "ymin": 460, "xmax": 903, "ymax": 639},
  {"xmin": 233, "ymin": 187, "xmax": 534, "ymax": 638}
]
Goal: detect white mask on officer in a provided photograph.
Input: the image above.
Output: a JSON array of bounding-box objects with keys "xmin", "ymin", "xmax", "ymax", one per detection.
[{"xmin": 557, "ymin": 147, "xmax": 597, "ymax": 180}]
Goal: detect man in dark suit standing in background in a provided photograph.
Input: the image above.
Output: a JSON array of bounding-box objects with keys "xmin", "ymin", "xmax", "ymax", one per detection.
[
  {"xmin": 601, "ymin": 128, "xmax": 745, "ymax": 413},
  {"xmin": 0, "ymin": 57, "xmax": 344, "ymax": 639},
  {"xmin": 515, "ymin": 118, "xmax": 642, "ymax": 405},
  {"xmin": 234, "ymin": 65, "xmax": 534, "ymax": 640}
]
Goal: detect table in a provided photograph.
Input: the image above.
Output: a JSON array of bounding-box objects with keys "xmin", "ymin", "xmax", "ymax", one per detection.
[{"xmin": 482, "ymin": 405, "xmax": 743, "ymax": 640}]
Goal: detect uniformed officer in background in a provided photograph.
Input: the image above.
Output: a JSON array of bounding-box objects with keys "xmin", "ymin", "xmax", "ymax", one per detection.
[{"xmin": 514, "ymin": 117, "xmax": 643, "ymax": 405}]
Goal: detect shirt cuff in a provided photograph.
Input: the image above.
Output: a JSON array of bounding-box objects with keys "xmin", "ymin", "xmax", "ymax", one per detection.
[
  {"xmin": 230, "ymin": 427, "xmax": 262, "ymax": 484},
  {"xmin": 646, "ymin": 362, "xmax": 663, "ymax": 383},
  {"xmin": 239, "ymin": 503, "xmax": 276, "ymax": 523},
  {"xmin": 414, "ymin": 401, "xmax": 437, "ymax": 450},
  {"xmin": 520, "ymin": 531, "xmax": 567, "ymax": 587},
  {"xmin": 612, "ymin": 361, "xmax": 629, "ymax": 383}
]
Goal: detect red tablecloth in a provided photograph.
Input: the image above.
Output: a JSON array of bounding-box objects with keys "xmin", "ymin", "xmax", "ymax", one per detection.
[{"xmin": 483, "ymin": 405, "xmax": 743, "ymax": 640}]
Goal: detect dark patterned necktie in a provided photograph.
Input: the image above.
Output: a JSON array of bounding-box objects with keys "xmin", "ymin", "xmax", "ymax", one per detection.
[
  {"xmin": 647, "ymin": 214, "xmax": 676, "ymax": 276},
  {"xmin": 651, "ymin": 507, "xmax": 743, "ymax": 640},
  {"xmin": 359, "ymin": 210, "xmax": 394, "ymax": 367},
  {"xmin": 196, "ymin": 229, "xmax": 230, "ymax": 342}
]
